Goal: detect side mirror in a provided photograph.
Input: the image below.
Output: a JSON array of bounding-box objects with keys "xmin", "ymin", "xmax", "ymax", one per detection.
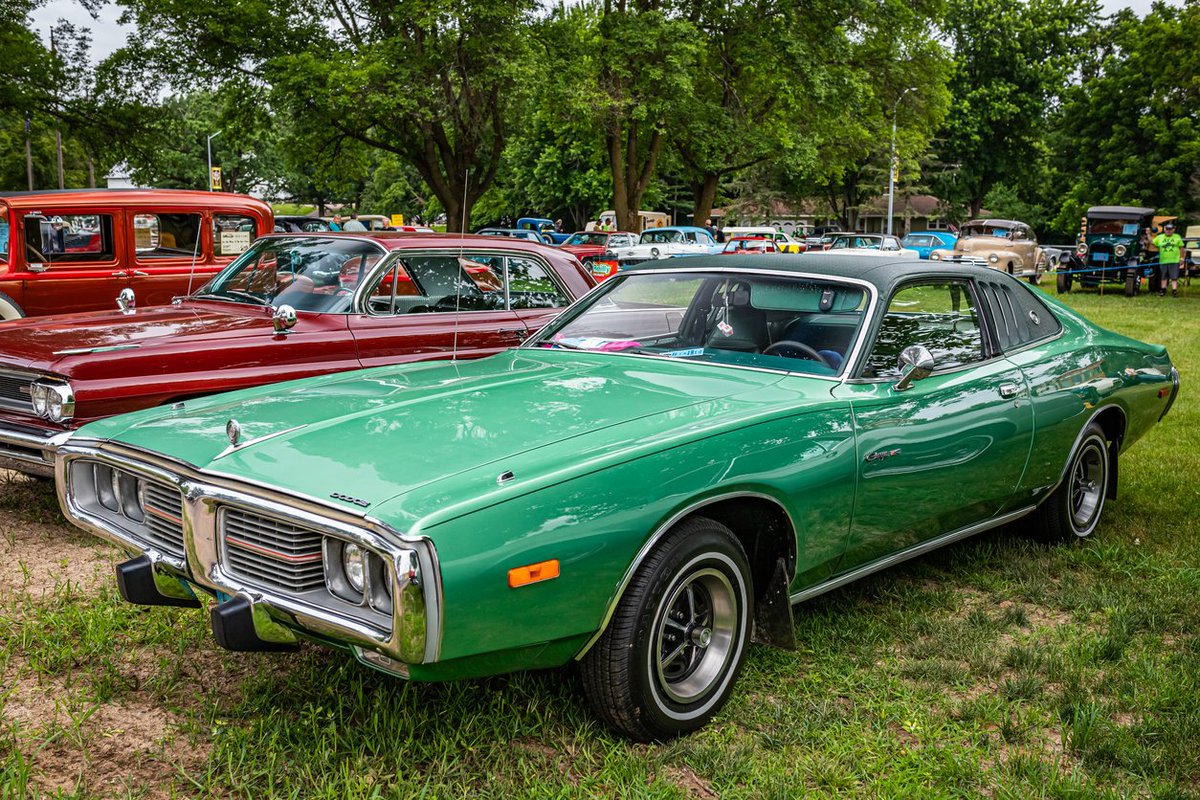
[
  {"xmin": 272, "ymin": 304, "xmax": 297, "ymax": 335},
  {"xmin": 894, "ymin": 345, "xmax": 935, "ymax": 391},
  {"xmin": 117, "ymin": 287, "xmax": 136, "ymax": 314}
]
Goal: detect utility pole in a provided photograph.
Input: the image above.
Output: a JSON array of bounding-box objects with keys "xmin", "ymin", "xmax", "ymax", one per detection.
[
  {"xmin": 207, "ymin": 130, "xmax": 223, "ymax": 191},
  {"xmin": 887, "ymin": 87, "xmax": 917, "ymax": 237},
  {"xmin": 50, "ymin": 26, "xmax": 65, "ymax": 189},
  {"xmin": 24, "ymin": 114, "xmax": 33, "ymax": 191}
]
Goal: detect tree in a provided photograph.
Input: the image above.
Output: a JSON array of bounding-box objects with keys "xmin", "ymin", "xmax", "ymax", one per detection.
[
  {"xmin": 1046, "ymin": 2, "xmax": 1200, "ymax": 233},
  {"xmin": 933, "ymin": 0, "xmax": 1097, "ymax": 218}
]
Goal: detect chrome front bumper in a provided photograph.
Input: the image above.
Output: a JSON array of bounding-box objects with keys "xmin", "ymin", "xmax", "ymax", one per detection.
[
  {"xmin": 0, "ymin": 422, "xmax": 64, "ymax": 477},
  {"xmin": 55, "ymin": 442, "xmax": 442, "ymax": 670}
]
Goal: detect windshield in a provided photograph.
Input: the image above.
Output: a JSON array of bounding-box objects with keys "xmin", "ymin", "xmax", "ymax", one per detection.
[
  {"xmin": 0, "ymin": 206, "xmax": 8, "ymax": 264},
  {"xmin": 640, "ymin": 230, "xmax": 683, "ymax": 244},
  {"xmin": 962, "ymin": 224, "xmax": 1014, "ymax": 238},
  {"xmin": 195, "ymin": 237, "xmax": 385, "ymax": 312},
  {"xmin": 1088, "ymin": 219, "xmax": 1142, "ymax": 236},
  {"xmin": 564, "ymin": 232, "xmax": 608, "ymax": 246},
  {"xmin": 532, "ymin": 270, "xmax": 868, "ymax": 377},
  {"xmin": 830, "ymin": 235, "xmax": 880, "ymax": 249}
]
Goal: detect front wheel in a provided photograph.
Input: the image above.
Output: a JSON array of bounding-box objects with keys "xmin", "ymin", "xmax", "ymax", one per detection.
[
  {"xmin": 1028, "ymin": 423, "xmax": 1110, "ymax": 542},
  {"xmin": 1056, "ymin": 270, "xmax": 1073, "ymax": 294},
  {"xmin": 0, "ymin": 291, "xmax": 25, "ymax": 321},
  {"xmin": 581, "ymin": 516, "xmax": 752, "ymax": 741}
]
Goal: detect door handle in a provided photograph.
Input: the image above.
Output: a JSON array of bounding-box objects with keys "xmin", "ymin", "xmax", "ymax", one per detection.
[
  {"xmin": 131, "ymin": 270, "xmax": 150, "ymax": 277},
  {"xmin": 999, "ymin": 383, "xmax": 1021, "ymax": 399},
  {"xmin": 111, "ymin": 270, "xmax": 128, "ymax": 277}
]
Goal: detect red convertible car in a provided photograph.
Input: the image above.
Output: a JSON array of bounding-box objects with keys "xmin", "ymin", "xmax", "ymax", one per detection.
[
  {"xmin": 0, "ymin": 233, "xmax": 593, "ymax": 477},
  {"xmin": 559, "ymin": 230, "xmax": 639, "ymax": 279}
]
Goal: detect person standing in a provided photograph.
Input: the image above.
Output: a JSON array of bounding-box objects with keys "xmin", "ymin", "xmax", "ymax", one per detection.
[
  {"xmin": 342, "ymin": 212, "xmax": 367, "ymax": 232},
  {"xmin": 330, "ymin": 214, "xmax": 343, "ymax": 231},
  {"xmin": 1152, "ymin": 220, "xmax": 1184, "ymax": 297}
]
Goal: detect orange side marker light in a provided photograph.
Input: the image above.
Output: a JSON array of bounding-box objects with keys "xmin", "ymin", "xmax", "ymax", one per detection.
[{"xmin": 508, "ymin": 559, "xmax": 560, "ymax": 588}]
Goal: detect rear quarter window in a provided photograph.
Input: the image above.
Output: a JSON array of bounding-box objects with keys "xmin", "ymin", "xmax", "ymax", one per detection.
[{"xmin": 977, "ymin": 278, "xmax": 1062, "ymax": 351}]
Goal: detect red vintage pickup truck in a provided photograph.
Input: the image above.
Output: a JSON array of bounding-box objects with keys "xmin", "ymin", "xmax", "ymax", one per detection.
[
  {"xmin": 0, "ymin": 232, "xmax": 593, "ymax": 477},
  {"xmin": 0, "ymin": 189, "xmax": 273, "ymax": 320}
]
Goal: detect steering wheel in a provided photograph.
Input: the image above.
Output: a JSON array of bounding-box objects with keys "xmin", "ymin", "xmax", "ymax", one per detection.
[{"xmin": 762, "ymin": 340, "xmax": 833, "ymax": 367}]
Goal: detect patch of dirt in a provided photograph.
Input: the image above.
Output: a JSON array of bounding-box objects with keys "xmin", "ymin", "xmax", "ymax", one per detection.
[
  {"xmin": 664, "ymin": 765, "xmax": 719, "ymax": 799},
  {"xmin": 1, "ymin": 656, "xmax": 209, "ymax": 799}
]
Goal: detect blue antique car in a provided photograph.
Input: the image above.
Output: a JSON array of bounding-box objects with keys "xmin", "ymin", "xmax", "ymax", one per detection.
[
  {"xmin": 516, "ymin": 217, "xmax": 570, "ymax": 245},
  {"xmin": 901, "ymin": 230, "xmax": 958, "ymax": 259},
  {"xmin": 56, "ymin": 255, "xmax": 1178, "ymax": 742}
]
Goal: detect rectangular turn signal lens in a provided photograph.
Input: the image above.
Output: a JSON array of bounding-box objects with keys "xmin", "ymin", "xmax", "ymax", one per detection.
[{"xmin": 508, "ymin": 559, "xmax": 560, "ymax": 588}]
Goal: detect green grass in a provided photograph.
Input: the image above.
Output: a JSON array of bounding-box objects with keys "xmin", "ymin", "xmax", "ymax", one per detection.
[{"xmin": 1, "ymin": 283, "xmax": 1198, "ymax": 797}]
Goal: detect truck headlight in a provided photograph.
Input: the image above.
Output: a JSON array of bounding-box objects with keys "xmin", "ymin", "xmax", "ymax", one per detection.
[
  {"xmin": 1076, "ymin": 242, "xmax": 1088, "ymax": 255},
  {"xmin": 1115, "ymin": 244, "xmax": 1127, "ymax": 257},
  {"xmin": 30, "ymin": 379, "xmax": 74, "ymax": 422}
]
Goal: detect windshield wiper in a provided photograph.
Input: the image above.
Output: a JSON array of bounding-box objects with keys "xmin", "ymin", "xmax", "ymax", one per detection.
[{"xmin": 211, "ymin": 289, "xmax": 270, "ymax": 306}]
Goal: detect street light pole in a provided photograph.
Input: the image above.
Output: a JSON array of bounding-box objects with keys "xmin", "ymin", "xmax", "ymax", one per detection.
[
  {"xmin": 887, "ymin": 87, "xmax": 917, "ymax": 237},
  {"xmin": 206, "ymin": 130, "xmax": 222, "ymax": 191}
]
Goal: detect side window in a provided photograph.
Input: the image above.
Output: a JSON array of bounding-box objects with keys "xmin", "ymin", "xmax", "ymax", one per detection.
[
  {"xmin": 863, "ymin": 281, "xmax": 986, "ymax": 379},
  {"xmin": 134, "ymin": 213, "xmax": 201, "ymax": 258},
  {"xmin": 507, "ymin": 256, "xmax": 569, "ymax": 309},
  {"xmin": 0, "ymin": 207, "xmax": 9, "ymax": 263},
  {"xmin": 24, "ymin": 213, "xmax": 115, "ymax": 264},
  {"xmin": 367, "ymin": 255, "xmax": 505, "ymax": 315},
  {"xmin": 214, "ymin": 214, "xmax": 257, "ymax": 257}
]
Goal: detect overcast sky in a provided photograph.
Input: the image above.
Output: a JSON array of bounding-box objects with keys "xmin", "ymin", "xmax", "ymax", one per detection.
[{"xmin": 30, "ymin": 0, "xmax": 1173, "ymax": 63}]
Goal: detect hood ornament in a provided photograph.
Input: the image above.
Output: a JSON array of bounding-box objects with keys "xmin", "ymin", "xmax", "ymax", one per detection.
[
  {"xmin": 272, "ymin": 305, "xmax": 298, "ymax": 335},
  {"xmin": 226, "ymin": 419, "xmax": 242, "ymax": 447},
  {"xmin": 117, "ymin": 288, "xmax": 136, "ymax": 314}
]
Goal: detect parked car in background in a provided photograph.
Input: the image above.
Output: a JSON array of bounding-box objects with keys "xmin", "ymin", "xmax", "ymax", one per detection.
[
  {"xmin": 274, "ymin": 216, "xmax": 331, "ymax": 233},
  {"xmin": 825, "ymin": 233, "xmax": 919, "ymax": 258},
  {"xmin": 930, "ymin": 219, "xmax": 1048, "ymax": 283},
  {"xmin": 1054, "ymin": 206, "xmax": 1170, "ymax": 296},
  {"xmin": 900, "ymin": 231, "xmax": 957, "ymax": 259},
  {"xmin": 720, "ymin": 237, "xmax": 779, "ymax": 254},
  {"xmin": 559, "ymin": 230, "xmax": 638, "ymax": 280},
  {"xmin": 596, "ymin": 210, "xmax": 670, "ymax": 233},
  {"xmin": 608, "ymin": 226, "xmax": 719, "ymax": 267},
  {"xmin": 805, "ymin": 228, "xmax": 849, "ymax": 249},
  {"xmin": 0, "ymin": 189, "xmax": 272, "ymax": 321},
  {"xmin": 0, "ymin": 233, "xmax": 593, "ymax": 478},
  {"xmin": 475, "ymin": 227, "xmax": 554, "ymax": 245},
  {"xmin": 517, "ymin": 217, "xmax": 570, "ymax": 245},
  {"xmin": 57, "ymin": 254, "xmax": 1176, "ymax": 742},
  {"xmin": 721, "ymin": 227, "xmax": 806, "ymax": 253}
]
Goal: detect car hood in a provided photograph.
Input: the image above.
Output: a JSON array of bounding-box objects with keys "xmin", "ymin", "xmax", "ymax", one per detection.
[
  {"xmin": 0, "ymin": 301, "xmax": 275, "ymax": 373},
  {"xmin": 955, "ymin": 236, "xmax": 1018, "ymax": 254},
  {"xmin": 71, "ymin": 350, "xmax": 820, "ymax": 528}
]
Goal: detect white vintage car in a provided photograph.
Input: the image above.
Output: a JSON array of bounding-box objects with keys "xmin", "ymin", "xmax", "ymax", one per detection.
[
  {"xmin": 824, "ymin": 233, "xmax": 920, "ymax": 258},
  {"xmin": 609, "ymin": 226, "xmax": 720, "ymax": 265}
]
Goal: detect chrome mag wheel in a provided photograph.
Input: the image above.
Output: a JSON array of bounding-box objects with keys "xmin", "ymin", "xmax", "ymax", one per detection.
[{"xmin": 654, "ymin": 567, "xmax": 738, "ymax": 704}]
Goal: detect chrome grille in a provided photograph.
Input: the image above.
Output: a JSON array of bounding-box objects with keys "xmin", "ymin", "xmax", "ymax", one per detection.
[
  {"xmin": 140, "ymin": 480, "xmax": 186, "ymax": 559},
  {"xmin": 221, "ymin": 508, "xmax": 325, "ymax": 593},
  {"xmin": 0, "ymin": 371, "xmax": 34, "ymax": 413}
]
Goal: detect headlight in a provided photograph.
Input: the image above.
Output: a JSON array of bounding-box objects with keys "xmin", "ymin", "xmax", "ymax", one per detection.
[
  {"xmin": 1115, "ymin": 244, "xmax": 1127, "ymax": 257},
  {"xmin": 30, "ymin": 379, "xmax": 74, "ymax": 422},
  {"xmin": 930, "ymin": 253, "xmax": 941, "ymax": 261},
  {"xmin": 988, "ymin": 254, "xmax": 1000, "ymax": 263},
  {"xmin": 1076, "ymin": 242, "xmax": 1088, "ymax": 255},
  {"xmin": 343, "ymin": 543, "xmax": 366, "ymax": 593}
]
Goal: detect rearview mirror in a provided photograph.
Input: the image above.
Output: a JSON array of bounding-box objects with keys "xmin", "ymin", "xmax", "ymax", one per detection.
[{"xmin": 894, "ymin": 345, "xmax": 935, "ymax": 391}]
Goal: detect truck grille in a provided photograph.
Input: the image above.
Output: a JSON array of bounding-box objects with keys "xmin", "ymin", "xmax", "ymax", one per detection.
[
  {"xmin": 221, "ymin": 508, "xmax": 326, "ymax": 593},
  {"xmin": 0, "ymin": 371, "xmax": 34, "ymax": 413}
]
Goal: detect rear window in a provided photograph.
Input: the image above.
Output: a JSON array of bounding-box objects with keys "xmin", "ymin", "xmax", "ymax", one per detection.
[{"xmin": 0, "ymin": 207, "xmax": 8, "ymax": 263}]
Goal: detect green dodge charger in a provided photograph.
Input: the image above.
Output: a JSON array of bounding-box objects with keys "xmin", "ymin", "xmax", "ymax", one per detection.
[{"xmin": 53, "ymin": 255, "xmax": 1179, "ymax": 740}]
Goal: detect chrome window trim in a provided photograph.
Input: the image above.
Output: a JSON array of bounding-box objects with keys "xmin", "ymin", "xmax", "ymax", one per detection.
[
  {"xmin": 573, "ymin": 490, "xmax": 796, "ymax": 660},
  {"xmin": 56, "ymin": 440, "xmax": 443, "ymax": 664},
  {"xmin": 521, "ymin": 267, "xmax": 880, "ymax": 384}
]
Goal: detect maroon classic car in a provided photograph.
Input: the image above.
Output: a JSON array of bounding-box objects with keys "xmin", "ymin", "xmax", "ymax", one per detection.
[
  {"xmin": 559, "ymin": 230, "xmax": 638, "ymax": 279},
  {"xmin": 0, "ymin": 233, "xmax": 593, "ymax": 476}
]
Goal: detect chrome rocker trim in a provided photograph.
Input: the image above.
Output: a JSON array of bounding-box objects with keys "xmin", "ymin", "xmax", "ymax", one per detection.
[
  {"xmin": 789, "ymin": 505, "xmax": 1036, "ymax": 604},
  {"xmin": 55, "ymin": 441, "xmax": 443, "ymax": 667}
]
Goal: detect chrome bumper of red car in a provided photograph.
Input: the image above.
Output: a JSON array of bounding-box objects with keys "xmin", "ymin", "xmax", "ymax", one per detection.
[{"xmin": 0, "ymin": 422, "xmax": 62, "ymax": 477}]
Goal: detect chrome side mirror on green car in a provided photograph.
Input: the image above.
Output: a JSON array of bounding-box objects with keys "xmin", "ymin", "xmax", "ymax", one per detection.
[{"xmin": 894, "ymin": 345, "xmax": 935, "ymax": 391}]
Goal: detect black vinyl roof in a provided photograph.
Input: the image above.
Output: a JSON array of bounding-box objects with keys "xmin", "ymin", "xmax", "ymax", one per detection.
[
  {"xmin": 624, "ymin": 253, "xmax": 1003, "ymax": 294},
  {"xmin": 1087, "ymin": 206, "xmax": 1155, "ymax": 219}
]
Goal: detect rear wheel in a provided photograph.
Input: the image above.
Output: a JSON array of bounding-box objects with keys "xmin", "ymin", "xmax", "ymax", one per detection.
[
  {"xmin": 1124, "ymin": 273, "xmax": 1139, "ymax": 296},
  {"xmin": 0, "ymin": 291, "xmax": 25, "ymax": 321},
  {"xmin": 580, "ymin": 516, "xmax": 752, "ymax": 741},
  {"xmin": 1029, "ymin": 423, "xmax": 1109, "ymax": 542}
]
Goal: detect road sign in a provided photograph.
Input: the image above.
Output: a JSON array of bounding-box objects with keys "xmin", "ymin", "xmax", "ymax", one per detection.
[{"xmin": 210, "ymin": 167, "xmax": 222, "ymax": 191}]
